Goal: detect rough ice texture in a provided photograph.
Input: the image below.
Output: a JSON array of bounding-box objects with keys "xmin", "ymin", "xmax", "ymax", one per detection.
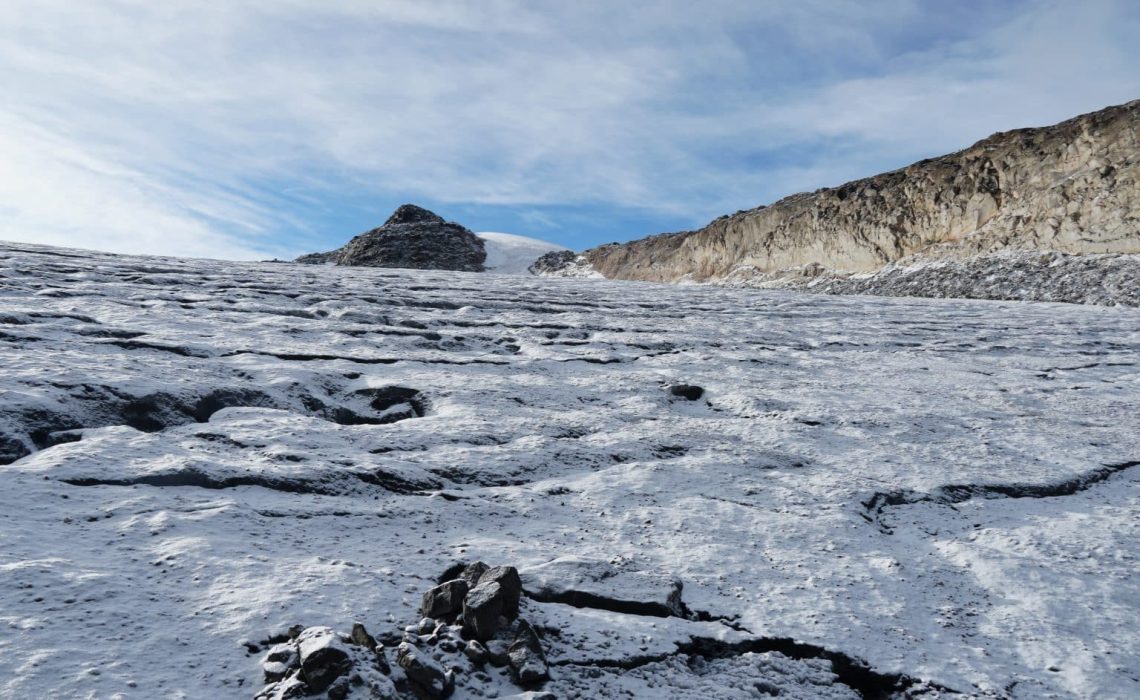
[
  {"xmin": 519, "ymin": 556, "xmax": 684, "ymax": 618},
  {"xmin": 0, "ymin": 240, "xmax": 1138, "ymax": 699},
  {"xmin": 565, "ymin": 99, "xmax": 1140, "ymax": 292}
]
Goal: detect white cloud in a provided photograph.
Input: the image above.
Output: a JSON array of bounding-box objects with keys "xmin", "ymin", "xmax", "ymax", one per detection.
[
  {"xmin": 0, "ymin": 0, "xmax": 1136, "ymax": 257},
  {"xmin": 753, "ymin": 0, "xmax": 1140, "ymax": 154},
  {"xmin": 0, "ymin": 114, "xmax": 279, "ymax": 260}
]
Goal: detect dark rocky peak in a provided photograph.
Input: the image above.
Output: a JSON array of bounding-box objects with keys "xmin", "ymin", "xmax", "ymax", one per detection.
[
  {"xmin": 385, "ymin": 204, "xmax": 445, "ymax": 226},
  {"xmin": 295, "ymin": 203, "xmax": 486, "ymax": 271}
]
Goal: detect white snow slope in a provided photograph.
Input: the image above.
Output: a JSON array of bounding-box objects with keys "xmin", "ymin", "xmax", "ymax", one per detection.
[
  {"xmin": 476, "ymin": 232, "xmax": 569, "ymax": 275},
  {"xmin": 1, "ymin": 240, "xmax": 1138, "ymax": 699}
]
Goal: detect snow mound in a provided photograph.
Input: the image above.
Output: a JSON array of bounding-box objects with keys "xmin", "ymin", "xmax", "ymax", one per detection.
[{"xmin": 476, "ymin": 232, "xmax": 569, "ymax": 275}]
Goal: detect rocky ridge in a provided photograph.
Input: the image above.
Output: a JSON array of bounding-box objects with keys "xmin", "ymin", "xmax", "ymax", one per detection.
[
  {"xmin": 298, "ymin": 205, "xmax": 486, "ymax": 272},
  {"xmin": 548, "ymin": 99, "xmax": 1140, "ymax": 302}
]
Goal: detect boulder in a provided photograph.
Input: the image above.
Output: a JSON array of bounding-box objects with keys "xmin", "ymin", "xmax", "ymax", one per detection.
[
  {"xmin": 396, "ymin": 642, "xmax": 454, "ymax": 699},
  {"xmin": 296, "ymin": 627, "xmax": 353, "ymax": 693},
  {"xmin": 254, "ymin": 672, "xmax": 309, "ymax": 700},
  {"xmin": 417, "ymin": 617, "xmax": 438, "ymax": 635},
  {"xmin": 476, "ymin": 566, "xmax": 522, "ymax": 619},
  {"xmin": 463, "ymin": 639, "xmax": 487, "ymax": 663},
  {"xmin": 349, "ymin": 622, "xmax": 377, "ymax": 651},
  {"xmin": 458, "ymin": 561, "xmax": 489, "ymax": 586},
  {"xmin": 260, "ymin": 642, "xmax": 298, "ymax": 683},
  {"xmin": 485, "ymin": 639, "xmax": 511, "ymax": 667},
  {"xmin": 420, "ymin": 579, "xmax": 469, "ymax": 621},
  {"xmin": 462, "ymin": 581, "xmax": 505, "ymax": 641},
  {"xmin": 507, "ymin": 620, "xmax": 549, "ymax": 686},
  {"xmin": 325, "ymin": 676, "xmax": 351, "ymax": 700}
]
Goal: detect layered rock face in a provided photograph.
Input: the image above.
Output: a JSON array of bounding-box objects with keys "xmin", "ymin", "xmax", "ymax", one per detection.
[
  {"xmin": 297, "ymin": 204, "xmax": 486, "ymax": 272},
  {"xmin": 582, "ymin": 99, "xmax": 1139, "ymax": 283}
]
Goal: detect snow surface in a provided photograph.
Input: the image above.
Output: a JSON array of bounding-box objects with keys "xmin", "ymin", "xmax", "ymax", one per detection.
[
  {"xmin": 1, "ymin": 240, "xmax": 1139, "ymax": 699},
  {"xmin": 476, "ymin": 232, "xmax": 568, "ymax": 275}
]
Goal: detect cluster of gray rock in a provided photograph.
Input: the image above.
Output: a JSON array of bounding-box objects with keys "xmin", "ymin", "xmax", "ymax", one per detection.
[
  {"xmin": 296, "ymin": 205, "xmax": 486, "ymax": 272},
  {"xmin": 254, "ymin": 624, "xmax": 395, "ymax": 700},
  {"xmin": 253, "ymin": 562, "xmax": 551, "ymax": 700},
  {"xmin": 526, "ymin": 250, "xmax": 576, "ymax": 276},
  {"xmin": 416, "ymin": 561, "xmax": 550, "ymax": 692}
]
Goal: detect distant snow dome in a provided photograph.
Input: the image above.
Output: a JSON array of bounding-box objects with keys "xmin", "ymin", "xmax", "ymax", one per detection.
[{"xmin": 476, "ymin": 232, "xmax": 570, "ymax": 275}]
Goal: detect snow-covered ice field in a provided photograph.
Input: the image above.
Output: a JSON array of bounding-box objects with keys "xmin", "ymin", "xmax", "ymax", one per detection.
[
  {"xmin": 476, "ymin": 233, "xmax": 568, "ymax": 276},
  {"xmin": 1, "ymin": 241, "xmax": 1138, "ymax": 699}
]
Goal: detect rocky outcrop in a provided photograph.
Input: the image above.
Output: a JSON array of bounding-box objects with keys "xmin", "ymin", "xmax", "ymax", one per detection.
[
  {"xmin": 528, "ymin": 250, "xmax": 576, "ymax": 275},
  {"xmin": 529, "ymin": 250, "xmax": 602, "ymax": 278},
  {"xmin": 255, "ymin": 624, "xmax": 396, "ymax": 700},
  {"xmin": 253, "ymin": 562, "xmax": 544, "ymax": 700},
  {"xmin": 576, "ymin": 99, "xmax": 1140, "ymax": 287},
  {"xmin": 297, "ymin": 205, "xmax": 486, "ymax": 272}
]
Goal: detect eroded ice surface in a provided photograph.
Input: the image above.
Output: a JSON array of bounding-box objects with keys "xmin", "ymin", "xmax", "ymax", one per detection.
[{"xmin": 0, "ymin": 241, "xmax": 1138, "ymax": 699}]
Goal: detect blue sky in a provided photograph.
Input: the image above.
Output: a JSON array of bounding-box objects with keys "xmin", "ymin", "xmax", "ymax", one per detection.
[{"xmin": 1, "ymin": 1, "xmax": 1138, "ymax": 260}]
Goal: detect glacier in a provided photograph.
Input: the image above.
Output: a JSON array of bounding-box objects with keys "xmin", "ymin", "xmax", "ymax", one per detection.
[{"xmin": 0, "ymin": 241, "xmax": 1137, "ymax": 699}]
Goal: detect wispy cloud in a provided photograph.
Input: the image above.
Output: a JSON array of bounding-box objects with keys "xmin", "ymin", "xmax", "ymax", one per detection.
[{"xmin": 1, "ymin": 0, "xmax": 1137, "ymax": 257}]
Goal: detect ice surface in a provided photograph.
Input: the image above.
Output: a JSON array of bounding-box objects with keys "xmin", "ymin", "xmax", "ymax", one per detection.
[
  {"xmin": 476, "ymin": 232, "xmax": 568, "ymax": 275},
  {"xmin": 0, "ymin": 240, "xmax": 1138, "ymax": 698}
]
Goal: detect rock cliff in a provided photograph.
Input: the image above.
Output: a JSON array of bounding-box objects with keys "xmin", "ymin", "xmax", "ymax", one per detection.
[{"xmin": 580, "ymin": 99, "xmax": 1139, "ymax": 284}]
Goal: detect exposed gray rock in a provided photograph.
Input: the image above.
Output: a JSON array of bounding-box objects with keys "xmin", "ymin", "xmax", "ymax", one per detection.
[
  {"xmin": 529, "ymin": 250, "xmax": 600, "ymax": 278},
  {"xmin": 396, "ymin": 642, "xmax": 454, "ymax": 699},
  {"xmin": 325, "ymin": 676, "xmax": 350, "ymax": 700},
  {"xmin": 476, "ymin": 566, "xmax": 522, "ymax": 619},
  {"xmin": 296, "ymin": 627, "xmax": 353, "ymax": 693},
  {"xmin": 260, "ymin": 642, "xmax": 298, "ymax": 683},
  {"xmin": 0, "ymin": 434, "xmax": 30, "ymax": 465},
  {"xmin": 416, "ymin": 617, "xmax": 438, "ymax": 635},
  {"xmin": 256, "ymin": 624, "xmax": 397, "ymax": 700},
  {"xmin": 561, "ymin": 99, "xmax": 1140, "ymax": 305},
  {"xmin": 420, "ymin": 579, "xmax": 469, "ymax": 621},
  {"xmin": 462, "ymin": 581, "xmax": 506, "ymax": 641},
  {"xmin": 528, "ymin": 249, "xmax": 576, "ymax": 275},
  {"xmin": 463, "ymin": 639, "xmax": 487, "ymax": 663},
  {"xmin": 296, "ymin": 204, "xmax": 486, "ymax": 272},
  {"xmin": 293, "ymin": 250, "xmax": 339, "ymax": 265},
  {"xmin": 458, "ymin": 561, "xmax": 489, "ymax": 586},
  {"xmin": 254, "ymin": 672, "xmax": 309, "ymax": 700},
  {"xmin": 507, "ymin": 620, "xmax": 549, "ymax": 687},
  {"xmin": 349, "ymin": 622, "xmax": 377, "ymax": 651},
  {"xmin": 485, "ymin": 639, "xmax": 511, "ymax": 668}
]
